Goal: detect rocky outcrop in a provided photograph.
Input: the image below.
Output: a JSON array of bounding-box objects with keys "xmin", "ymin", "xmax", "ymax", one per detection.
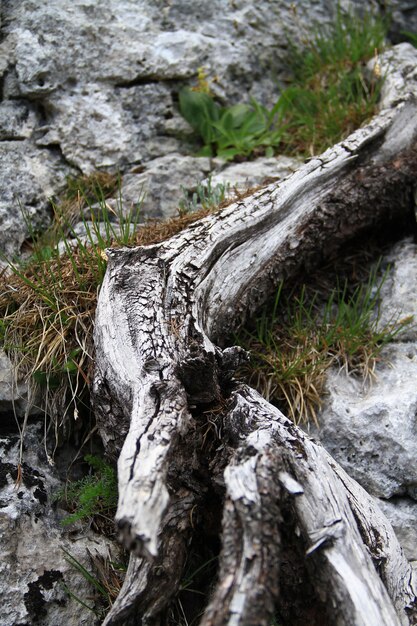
[
  {"xmin": 208, "ymin": 155, "xmax": 300, "ymax": 191},
  {"xmin": 314, "ymin": 238, "xmax": 417, "ymax": 558},
  {"xmin": 0, "ymin": 349, "xmax": 34, "ymax": 417},
  {"xmin": 120, "ymin": 154, "xmax": 212, "ymax": 220},
  {"xmin": 313, "ymin": 342, "xmax": 417, "ymax": 499},
  {"xmin": 0, "ymin": 142, "xmax": 68, "ymax": 257},
  {"xmin": 2, "ymin": 2, "xmax": 417, "ymax": 623},
  {"xmin": 0, "ymin": 0, "xmax": 415, "ymax": 256},
  {"xmin": 0, "ymin": 422, "xmax": 124, "ymax": 626}
]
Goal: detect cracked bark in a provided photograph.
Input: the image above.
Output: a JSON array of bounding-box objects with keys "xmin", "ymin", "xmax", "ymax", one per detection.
[{"xmin": 93, "ymin": 48, "xmax": 417, "ymax": 626}]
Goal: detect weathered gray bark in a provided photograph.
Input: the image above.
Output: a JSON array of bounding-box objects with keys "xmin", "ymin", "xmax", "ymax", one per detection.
[{"xmin": 93, "ymin": 47, "xmax": 417, "ymax": 626}]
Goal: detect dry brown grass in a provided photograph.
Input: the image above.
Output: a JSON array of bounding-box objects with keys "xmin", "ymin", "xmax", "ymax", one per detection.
[
  {"xmin": 237, "ymin": 251, "xmax": 412, "ymax": 426},
  {"xmin": 0, "ymin": 178, "xmax": 251, "ymax": 443},
  {"xmin": 0, "ymin": 250, "xmax": 99, "ymax": 430}
]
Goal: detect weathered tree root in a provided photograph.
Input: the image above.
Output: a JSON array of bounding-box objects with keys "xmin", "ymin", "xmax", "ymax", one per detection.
[
  {"xmin": 203, "ymin": 386, "xmax": 415, "ymax": 626},
  {"xmin": 93, "ymin": 45, "xmax": 417, "ymax": 625}
]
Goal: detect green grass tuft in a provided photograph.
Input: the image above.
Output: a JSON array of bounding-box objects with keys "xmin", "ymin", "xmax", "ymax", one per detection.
[
  {"xmin": 237, "ymin": 264, "xmax": 412, "ymax": 425},
  {"xmin": 289, "ymin": 7, "xmax": 387, "ymax": 81},
  {"xmin": 179, "ymin": 8, "xmax": 387, "ymax": 160},
  {"xmin": 278, "ymin": 7, "xmax": 387, "ymax": 156},
  {"xmin": 0, "ymin": 176, "xmax": 142, "ymax": 439},
  {"xmin": 0, "ymin": 173, "xmax": 230, "ymax": 457}
]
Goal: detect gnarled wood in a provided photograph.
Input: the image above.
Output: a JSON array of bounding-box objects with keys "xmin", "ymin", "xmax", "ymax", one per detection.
[
  {"xmin": 202, "ymin": 387, "xmax": 410, "ymax": 626},
  {"xmin": 93, "ymin": 45, "xmax": 417, "ymax": 625}
]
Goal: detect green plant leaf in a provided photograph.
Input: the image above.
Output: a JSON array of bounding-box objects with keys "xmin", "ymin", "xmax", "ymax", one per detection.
[
  {"xmin": 225, "ymin": 103, "xmax": 254, "ymax": 128},
  {"xmin": 179, "ymin": 88, "xmax": 220, "ymax": 144},
  {"xmin": 196, "ymin": 145, "xmax": 214, "ymax": 157},
  {"xmin": 62, "ymin": 548, "xmax": 108, "ymax": 598},
  {"xmin": 216, "ymin": 147, "xmax": 244, "ymax": 160}
]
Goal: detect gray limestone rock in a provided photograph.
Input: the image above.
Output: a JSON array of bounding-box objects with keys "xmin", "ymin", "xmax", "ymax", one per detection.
[
  {"xmin": 42, "ymin": 83, "xmax": 184, "ymax": 173},
  {"xmin": 377, "ymin": 496, "xmax": 417, "ymax": 561},
  {"xmin": 121, "ymin": 154, "xmax": 212, "ymax": 219},
  {"xmin": 0, "ymin": 101, "xmax": 37, "ymax": 140},
  {"xmin": 0, "ymin": 349, "xmax": 33, "ymax": 417},
  {"xmin": 314, "ymin": 238, "xmax": 417, "ymax": 502},
  {"xmin": 314, "ymin": 343, "xmax": 417, "ymax": 500},
  {"xmin": 0, "ymin": 0, "xmax": 331, "ymax": 102},
  {"xmin": 0, "ymin": 141, "xmax": 70, "ymax": 256},
  {"xmin": 13, "ymin": 28, "xmax": 59, "ymax": 98},
  {"xmin": 0, "ymin": 423, "xmax": 123, "ymax": 626},
  {"xmin": 307, "ymin": 236, "xmax": 417, "ymax": 561},
  {"xmin": 377, "ymin": 238, "xmax": 417, "ymax": 341},
  {"xmin": 3, "ymin": 0, "xmax": 414, "ymax": 256},
  {"xmin": 209, "ymin": 155, "xmax": 302, "ymax": 191}
]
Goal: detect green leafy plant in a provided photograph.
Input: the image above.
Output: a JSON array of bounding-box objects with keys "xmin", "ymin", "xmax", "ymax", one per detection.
[
  {"xmin": 179, "ymin": 8, "xmax": 387, "ymax": 160},
  {"xmin": 237, "ymin": 265, "xmax": 412, "ymax": 425},
  {"xmin": 178, "ymin": 175, "xmax": 230, "ymax": 215},
  {"xmin": 58, "ymin": 454, "xmax": 118, "ymax": 528},
  {"xmin": 179, "ymin": 89, "xmax": 286, "ymax": 161},
  {"xmin": 278, "ymin": 7, "xmax": 387, "ymax": 155}
]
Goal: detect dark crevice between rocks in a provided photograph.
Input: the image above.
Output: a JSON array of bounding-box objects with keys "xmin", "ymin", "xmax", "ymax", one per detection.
[
  {"xmin": 32, "ymin": 100, "xmax": 51, "ymax": 127},
  {"xmin": 0, "ymin": 136, "xmax": 26, "ymax": 142},
  {"xmin": 0, "ymin": 410, "xmax": 24, "ymax": 436},
  {"xmin": 44, "ymin": 142, "xmax": 81, "ymax": 175},
  {"xmin": 115, "ymin": 75, "xmax": 185, "ymax": 89},
  {"xmin": 0, "ymin": 18, "xmax": 10, "ymax": 46}
]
